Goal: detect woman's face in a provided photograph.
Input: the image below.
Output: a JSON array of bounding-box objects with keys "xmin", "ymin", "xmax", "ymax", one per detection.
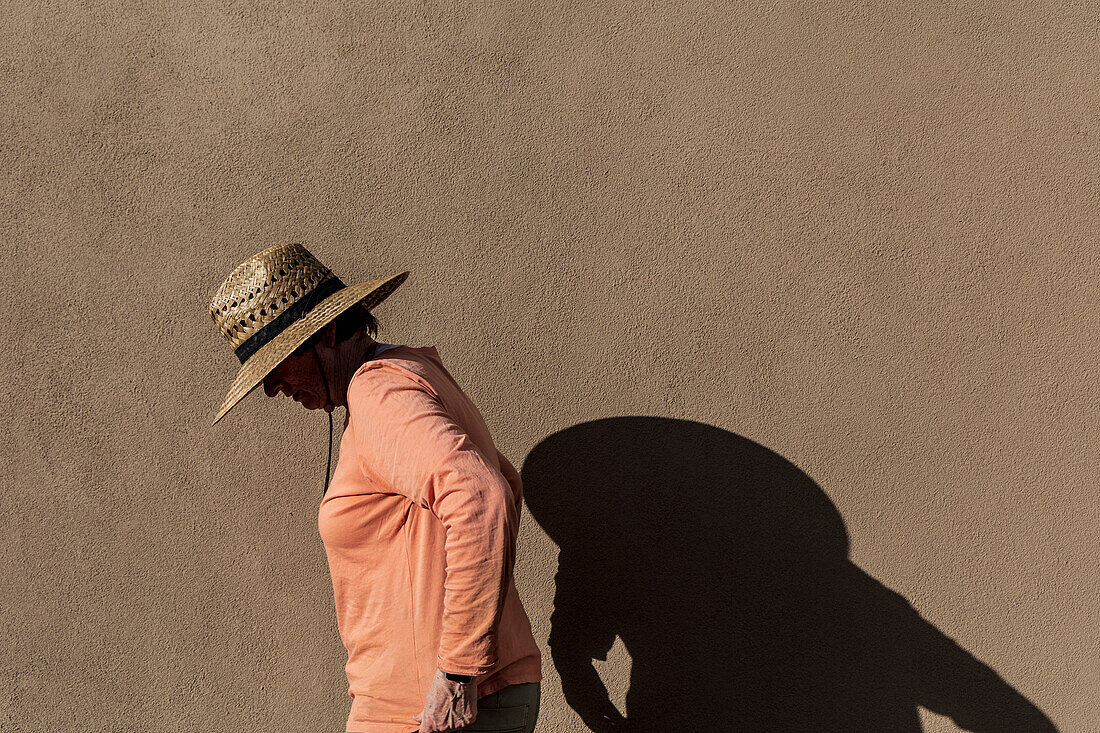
[{"xmin": 262, "ymin": 346, "xmax": 334, "ymax": 412}]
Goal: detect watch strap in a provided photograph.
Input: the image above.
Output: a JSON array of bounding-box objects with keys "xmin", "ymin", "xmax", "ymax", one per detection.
[{"xmin": 444, "ymin": 671, "xmax": 475, "ymax": 683}]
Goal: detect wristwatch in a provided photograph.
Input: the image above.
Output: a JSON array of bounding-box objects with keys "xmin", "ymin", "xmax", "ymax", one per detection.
[{"xmin": 443, "ymin": 671, "xmax": 475, "ymax": 683}]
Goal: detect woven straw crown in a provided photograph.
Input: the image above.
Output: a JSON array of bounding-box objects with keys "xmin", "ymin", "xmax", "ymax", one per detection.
[
  {"xmin": 209, "ymin": 242, "xmax": 408, "ymax": 425},
  {"xmin": 210, "ymin": 242, "xmax": 336, "ymax": 352}
]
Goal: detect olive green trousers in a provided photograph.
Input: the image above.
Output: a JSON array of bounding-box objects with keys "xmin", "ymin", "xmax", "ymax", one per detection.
[
  {"xmin": 384, "ymin": 681, "xmax": 541, "ymax": 733},
  {"xmin": 458, "ymin": 682, "xmax": 540, "ymax": 732}
]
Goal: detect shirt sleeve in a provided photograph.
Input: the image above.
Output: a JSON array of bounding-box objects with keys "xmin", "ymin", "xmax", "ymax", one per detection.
[
  {"xmin": 347, "ymin": 366, "xmax": 519, "ymax": 675},
  {"xmin": 495, "ymin": 448, "xmax": 525, "ymax": 522}
]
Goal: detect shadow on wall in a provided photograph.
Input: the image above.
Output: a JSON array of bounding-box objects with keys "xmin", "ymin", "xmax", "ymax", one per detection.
[{"xmin": 522, "ymin": 418, "xmax": 1057, "ymax": 733}]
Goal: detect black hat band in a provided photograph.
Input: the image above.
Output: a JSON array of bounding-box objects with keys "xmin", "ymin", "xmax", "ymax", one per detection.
[{"xmin": 234, "ymin": 275, "xmax": 346, "ymax": 363}]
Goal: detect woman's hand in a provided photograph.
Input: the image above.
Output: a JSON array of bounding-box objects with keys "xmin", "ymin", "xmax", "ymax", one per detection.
[{"xmin": 413, "ymin": 669, "xmax": 478, "ymax": 732}]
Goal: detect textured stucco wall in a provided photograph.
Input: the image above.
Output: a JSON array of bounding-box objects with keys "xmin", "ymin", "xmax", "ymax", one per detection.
[{"xmin": 2, "ymin": 2, "xmax": 1096, "ymax": 731}]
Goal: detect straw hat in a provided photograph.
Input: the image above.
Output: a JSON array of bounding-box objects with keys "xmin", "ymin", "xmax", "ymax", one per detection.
[{"xmin": 208, "ymin": 242, "xmax": 409, "ymax": 426}]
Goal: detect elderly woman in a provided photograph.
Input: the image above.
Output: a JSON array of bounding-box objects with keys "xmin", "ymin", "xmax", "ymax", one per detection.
[{"xmin": 209, "ymin": 243, "xmax": 542, "ymax": 733}]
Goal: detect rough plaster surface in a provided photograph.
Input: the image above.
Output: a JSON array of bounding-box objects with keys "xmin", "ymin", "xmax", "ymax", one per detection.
[{"xmin": 1, "ymin": 2, "xmax": 1096, "ymax": 731}]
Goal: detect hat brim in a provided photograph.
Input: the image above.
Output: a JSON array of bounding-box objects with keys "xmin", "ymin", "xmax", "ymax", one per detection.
[{"xmin": 211, "ymin": 271, "xmax": 409, "ymax": 426}]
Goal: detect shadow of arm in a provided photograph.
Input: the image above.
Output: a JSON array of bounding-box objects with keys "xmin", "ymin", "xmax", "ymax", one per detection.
[{"xmin": 549, "ymin": 554, "xmax": 629, "ymax": 731}]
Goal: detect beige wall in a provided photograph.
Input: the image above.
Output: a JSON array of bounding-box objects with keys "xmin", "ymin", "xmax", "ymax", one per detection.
[{"xmin": 2, "ymin": 2, "xmax": 1096, "ymax": 731}]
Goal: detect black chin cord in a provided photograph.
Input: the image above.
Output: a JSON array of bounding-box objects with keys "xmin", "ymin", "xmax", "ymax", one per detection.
[
  {"xmin": 314, "ymin": 340, "xmax": 379, "ymax": 500},
  {"xmin": 314, "ymin": 344, "xmax": 334, "ymax": 499}
]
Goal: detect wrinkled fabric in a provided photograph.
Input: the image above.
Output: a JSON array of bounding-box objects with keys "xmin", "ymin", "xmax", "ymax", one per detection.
[{"xmin": 319, "ymin": 345, "xmax": 542, "ymax": 733}]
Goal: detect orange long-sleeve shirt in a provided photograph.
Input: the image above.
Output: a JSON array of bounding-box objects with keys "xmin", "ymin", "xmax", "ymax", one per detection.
[{"xmin": 318, "ymin": 345, "xmax": 542, "ymax": 733}]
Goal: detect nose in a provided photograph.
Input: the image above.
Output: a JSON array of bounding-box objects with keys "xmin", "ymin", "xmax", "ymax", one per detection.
[{"xmin": 263, "ymin": 376, "xmax": 285, "ymax": 398}]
